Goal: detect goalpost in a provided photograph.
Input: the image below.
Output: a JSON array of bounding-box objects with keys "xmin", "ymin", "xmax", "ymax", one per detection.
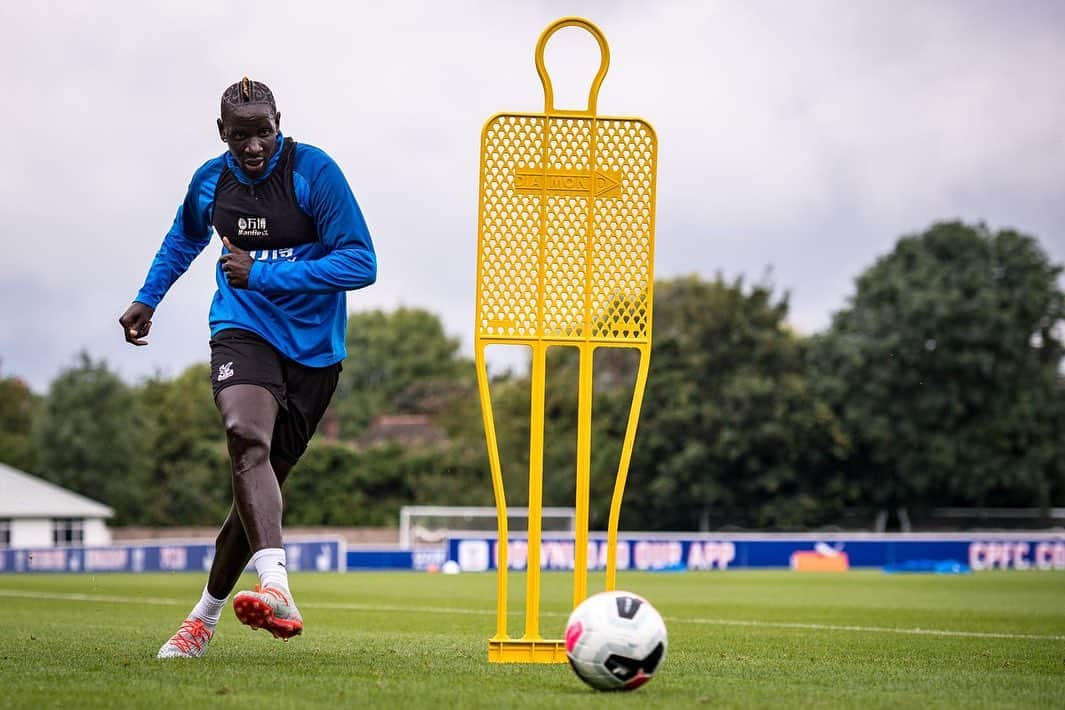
[{"xmin": 398, "ymin": 505, "xmax": 576, "ymax": 550}]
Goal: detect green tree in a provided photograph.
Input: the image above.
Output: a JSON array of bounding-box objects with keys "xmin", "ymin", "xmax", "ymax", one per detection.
[
  {"xmin": 533, "ymin": 346, "xmax": 653, "ymax": 529},
  {"xmin": 624, "ymin": 275, "xmax": 850, "ymax": 530},
  {"xmin": 812, "ymin": 222, "xmax": 1065, "ymax": 516},
  {"xmin": 136, "ymin": 364, "xmax": 230, "ymax": 525},
  {"xmin": 33, "ymin": 353, "xmax": 149, "ymax": 523},
  {"xmin": 445, "ymin": 278, "xmax": 851, "ymax": 532},
  {"xmin": 283, "ymin": 440, "xmax": 492, "ymax": 526},
  {"xmin": 276, "ymin": 307, "xmax": 492, "ymax": 523},
  {"xmin": 0, "ymin": 374, "xmax": 39, "ymax": 472},
  {"xmin": 333, "ymin": 308, "xmax": 473, "ymax": 438}
]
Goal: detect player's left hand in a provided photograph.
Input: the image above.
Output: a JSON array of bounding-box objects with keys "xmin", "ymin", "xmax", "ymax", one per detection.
[{"xmin": 220, "ymin": 237, "xmax": 253, "ymax": 288}]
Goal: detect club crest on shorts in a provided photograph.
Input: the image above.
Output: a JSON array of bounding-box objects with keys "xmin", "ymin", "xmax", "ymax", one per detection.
[{"xmin": 217, "ymin": 362, "xmax": 235, "ymax": 382}]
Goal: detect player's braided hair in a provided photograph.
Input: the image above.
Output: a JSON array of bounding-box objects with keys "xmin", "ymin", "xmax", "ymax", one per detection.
[{"xmin": 220, "ymin": 77, "xmax": 276, "ymax": 114}]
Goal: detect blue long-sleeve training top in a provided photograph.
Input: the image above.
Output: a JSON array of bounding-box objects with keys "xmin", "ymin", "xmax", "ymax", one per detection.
[{"xmin": 134, "ymin": 133, "xmax": 377, "ymax": 367}]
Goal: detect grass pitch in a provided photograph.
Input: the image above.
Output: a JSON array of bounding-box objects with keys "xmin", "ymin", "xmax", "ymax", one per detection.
[{"xmin": 1, "ymin": 570, "xmax": 1063, "ymax": 708}]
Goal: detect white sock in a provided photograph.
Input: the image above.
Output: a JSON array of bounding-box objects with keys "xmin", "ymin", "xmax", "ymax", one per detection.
[
  {"xmin": 251, "ymin": 547, "xmax": 290, "ymax": 593},
  {"xmin": 190, "ymin": 585, "xmax": 227, "ymax": 629}
]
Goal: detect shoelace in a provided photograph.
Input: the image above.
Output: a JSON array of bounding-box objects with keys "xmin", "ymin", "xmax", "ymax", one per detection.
[
  {"xmin": 255, "ymin": 585, "xmax": 290, "ymax": 605},
  {"xmin": 169, "ymin": 619, "xmax": 211, "ymax": 654}
]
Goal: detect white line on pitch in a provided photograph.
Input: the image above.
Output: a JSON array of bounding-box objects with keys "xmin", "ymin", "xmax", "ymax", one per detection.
[
  {"xmin": 0, "ymin": 589, "xmax": 183, "ymax": 606},
  {"xmin": 679, "ymin": 617, "xmax": 1065, "ymax": 642},
  {"xmin": 2, "ymin": 589, "xmax": 1062, "ymax": 642}
]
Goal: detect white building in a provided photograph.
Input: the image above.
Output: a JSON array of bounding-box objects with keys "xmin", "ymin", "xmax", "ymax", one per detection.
[{"xmin": 0, "ymin": 462, "xmax": 114, "ymax": 548}]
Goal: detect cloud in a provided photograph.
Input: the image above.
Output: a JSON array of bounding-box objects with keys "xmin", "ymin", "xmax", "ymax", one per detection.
[{"xmin": 1, "ymin": 0, "xmax": 1063, "ymax": 390}]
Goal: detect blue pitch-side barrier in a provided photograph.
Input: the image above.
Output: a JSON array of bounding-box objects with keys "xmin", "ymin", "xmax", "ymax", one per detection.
[
  {"xmin": 446, "ymin": 534, "xmax": 1065, "ymax": 573},
  {"xmin": 0, "ymin": 539, "xmax": 345, "ymax": 574},
  {"xmin": 4, "ymin": 535, "xmax": 1065, "ymax": 573}
]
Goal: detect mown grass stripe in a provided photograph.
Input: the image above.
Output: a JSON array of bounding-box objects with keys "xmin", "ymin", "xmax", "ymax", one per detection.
[{"xmin": 3, "ymin": 587, "xmax": 1062, "ymax": 642}]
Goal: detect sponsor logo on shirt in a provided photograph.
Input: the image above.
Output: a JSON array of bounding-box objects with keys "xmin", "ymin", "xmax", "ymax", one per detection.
[
  {"xmin": 237, "ymin": 216, "xmax": 269, "ymax": 238},
  {"xmin": 250, "ymin": 248, "xmax": 297, "ymax": 262}
]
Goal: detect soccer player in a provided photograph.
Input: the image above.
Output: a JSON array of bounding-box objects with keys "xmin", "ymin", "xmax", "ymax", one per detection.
[{"xmin": 119, "ymin": 78, "xmax": 377, "ymax": 658}]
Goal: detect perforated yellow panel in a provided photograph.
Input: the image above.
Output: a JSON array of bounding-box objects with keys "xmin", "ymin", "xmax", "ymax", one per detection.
[
  {"xmin": 477, "ymin": 116, "xmax": 656, "ymax": 344},
  {"xmin": 474, "ymin": 17, "xmax": 657, "ymax": 665}
]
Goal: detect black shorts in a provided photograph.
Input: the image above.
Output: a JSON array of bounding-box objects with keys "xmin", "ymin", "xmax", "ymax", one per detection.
[{"xmin": 209, "ymin": 328, "xmax": 341, "ymax": 465}]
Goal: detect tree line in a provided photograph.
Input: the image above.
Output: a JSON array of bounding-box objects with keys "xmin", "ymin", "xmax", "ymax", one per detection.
[{"xmin": 2, "ymin": 222, "xmax": 1063, "ymax": 530}]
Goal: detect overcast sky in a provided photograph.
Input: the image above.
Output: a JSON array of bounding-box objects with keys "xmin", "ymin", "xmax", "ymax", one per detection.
[{"xmin": 2, "ymin": 0, "xmax": 1063, "ymax": 392}]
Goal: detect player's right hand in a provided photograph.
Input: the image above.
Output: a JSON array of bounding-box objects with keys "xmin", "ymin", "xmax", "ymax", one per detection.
[{"xmin": 119, "ymin": 302, "xmax": 156, "ymax": 346}]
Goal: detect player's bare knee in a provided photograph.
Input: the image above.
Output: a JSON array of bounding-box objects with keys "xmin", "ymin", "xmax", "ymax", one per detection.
[
  {"xmin": 224, "ymin": 418, "xmax": 271, "ymax": 467},
  {"xmin": 223, "ymin": 412, "xmax": 269, "ymax": 447}
]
